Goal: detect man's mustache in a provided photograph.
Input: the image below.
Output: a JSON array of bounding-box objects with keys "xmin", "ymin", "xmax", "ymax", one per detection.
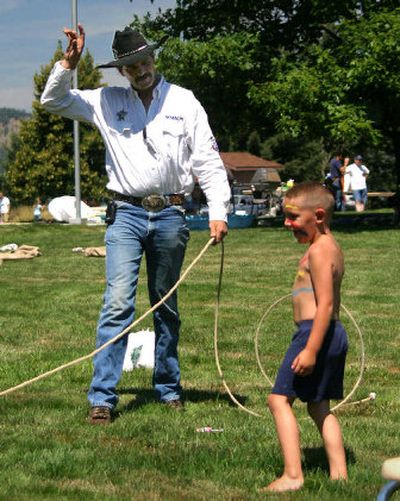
[{"xmin": 136, "ymin": 73, "xmax": 151, "ymax": 82}]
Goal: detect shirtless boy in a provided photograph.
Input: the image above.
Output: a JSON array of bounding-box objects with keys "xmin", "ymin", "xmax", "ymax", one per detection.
[{"xmin": 263, "ymin": 181, "xmax": 348, "ymax": 492}]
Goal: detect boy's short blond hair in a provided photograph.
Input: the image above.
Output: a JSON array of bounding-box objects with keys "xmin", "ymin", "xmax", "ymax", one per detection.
[{"xmin": 285, "ymin": 182, "xmax": 335, "ymax": 220}]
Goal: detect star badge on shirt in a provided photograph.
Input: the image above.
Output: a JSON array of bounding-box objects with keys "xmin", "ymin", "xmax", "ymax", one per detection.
[{"xmin": 116, "ymin": 109, "xmax": 127, "ymax": 121}]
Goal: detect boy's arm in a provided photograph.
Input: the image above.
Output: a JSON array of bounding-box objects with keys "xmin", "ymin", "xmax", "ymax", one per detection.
[{"xmin": 291, "ymin": 245, "xmax": 334, "ymax": 376}]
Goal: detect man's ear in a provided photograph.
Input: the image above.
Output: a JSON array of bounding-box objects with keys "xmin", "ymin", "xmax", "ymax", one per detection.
[{"xmin": 315, "ymin": 207, "xmax": 326, "ymax": 223}]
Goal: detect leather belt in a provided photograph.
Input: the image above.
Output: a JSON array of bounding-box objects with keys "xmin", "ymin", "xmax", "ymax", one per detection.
[{"xmin": 110, "ymin": 192, "xmax": 185, "ymax": 212}]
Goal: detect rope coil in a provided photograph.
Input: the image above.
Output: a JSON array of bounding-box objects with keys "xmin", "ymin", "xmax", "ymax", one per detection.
[
  {"xmin": 214, "ymin": 244, "xmax": 372, "ymax": 417},
  {"xmin": 253, "ymin": 294, "xmax": 369, "ymax": 413}
]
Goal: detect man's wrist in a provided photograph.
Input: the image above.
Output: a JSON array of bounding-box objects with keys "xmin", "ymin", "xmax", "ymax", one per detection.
[{"xmin": 61, "ymin": 59, "xmax": 75, "ymax": 70}]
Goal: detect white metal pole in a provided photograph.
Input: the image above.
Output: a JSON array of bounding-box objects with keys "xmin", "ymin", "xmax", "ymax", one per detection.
[{"xmin": 71, "ymin": 0, "xmax": 82, "ymax": 224}]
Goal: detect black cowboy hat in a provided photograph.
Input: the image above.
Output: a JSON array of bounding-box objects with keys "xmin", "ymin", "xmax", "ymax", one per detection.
[{"xmin": 97, "ymin": 27, "xmax": 167, "ymax": 68}]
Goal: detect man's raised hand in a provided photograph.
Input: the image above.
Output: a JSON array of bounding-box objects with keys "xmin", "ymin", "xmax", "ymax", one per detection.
[{"xmin": 62, "ymin": 23, "xmax": 85, "ymax": 70}]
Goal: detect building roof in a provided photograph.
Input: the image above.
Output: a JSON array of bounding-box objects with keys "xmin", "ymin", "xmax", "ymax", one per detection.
[{"xmin": 220, "ymin": 152, "xmax": 283, "ymax": 170}]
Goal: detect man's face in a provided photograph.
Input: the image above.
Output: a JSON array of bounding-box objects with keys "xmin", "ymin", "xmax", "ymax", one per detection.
[
  {"xmin": 283, "ymin": 197, "xmax": 319, "ymax": 244},
  {"xmin": 120, "ymin": 55, "xmax": 156, "ymax": 91},
  {"xmin": 355, "ymin": 159, "xmax": 362, "ymax": 166}
]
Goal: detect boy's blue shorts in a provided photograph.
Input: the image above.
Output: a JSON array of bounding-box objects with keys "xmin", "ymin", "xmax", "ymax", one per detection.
[{"xmin": 271, "ymin": 320, "xmax": 348, "ymax": 403}]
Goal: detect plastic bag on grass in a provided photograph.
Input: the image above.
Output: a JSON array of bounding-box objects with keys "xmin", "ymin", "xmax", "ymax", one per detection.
[{"xmin": 122, "ymin": 329, "xmax": 155, "ymax": 371}]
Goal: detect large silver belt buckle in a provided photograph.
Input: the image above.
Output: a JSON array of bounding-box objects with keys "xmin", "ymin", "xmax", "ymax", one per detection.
[{"xmin": 141, "ymin": 194, "xmax": 166, "ymax": 212}]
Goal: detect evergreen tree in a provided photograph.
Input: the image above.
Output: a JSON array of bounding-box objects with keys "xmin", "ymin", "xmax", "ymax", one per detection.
[{"xmin": 6, "ymin": 44, "xmax": 107, "ymax": 204}]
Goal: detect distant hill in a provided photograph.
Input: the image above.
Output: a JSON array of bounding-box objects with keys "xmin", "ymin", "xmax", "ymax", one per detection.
[
  {"xmin": 0, "ymin": 107, "xmax": 31, "ymax": 147},
  {"xmin": 0, "ymin": 107, "xmax": 30, "ymax": 125},
  {"xmin": 0, "ymin": 108, "xmax": 31, "ymax": 174}
]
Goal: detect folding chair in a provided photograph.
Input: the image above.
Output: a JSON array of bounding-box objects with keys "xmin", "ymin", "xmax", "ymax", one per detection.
[{"xmin": 377, "ymin": 457, "xmax": 400, "ymax": 500}]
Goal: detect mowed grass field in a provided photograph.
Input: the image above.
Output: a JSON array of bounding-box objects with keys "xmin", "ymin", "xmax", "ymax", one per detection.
[{"xmin": 0, "ymin": 218, "xmax": 398, "ymax": 500}]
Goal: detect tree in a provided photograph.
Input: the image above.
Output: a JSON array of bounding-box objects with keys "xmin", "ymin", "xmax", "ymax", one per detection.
[
  {"xmin": 261, "ymin": 134, "xmax": 329, "ymax": 182},
  {"xmin": 246, "ymin": 131, "xmax": 261, "ymax": 156},
  {"xmin": 155, "ymin": 33, "xmax": 262, "ymax": 150},
  {"xmin": 142, "ymin": 0, "xmax": 400, "ymax": 64},
  {"xmin": 248, "ymin": 7, "xmax": 400, "ymax": 209},
  {"xmin": 136, "ymin": 2, "xmax": 400, "ymax": 162},
  {"xmin": 5, "ymin": 44, "xmax": 107, "ymax": 204}
]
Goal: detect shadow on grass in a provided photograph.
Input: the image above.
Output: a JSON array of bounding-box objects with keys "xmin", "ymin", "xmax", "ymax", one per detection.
[
  {"xmin": 302, "ymin": 446, "xmax": 356, "ymax": 474},
  {"xmin": 259, "ymin": 211, "xmax": 397, "ymax": 233},
  {"xmin": 331, "ymin": 212, "xmax": 397, "ymax": 233},
  {"xmin": 117, "ymin": 386, "xmax": 248, "ymax": 414}
]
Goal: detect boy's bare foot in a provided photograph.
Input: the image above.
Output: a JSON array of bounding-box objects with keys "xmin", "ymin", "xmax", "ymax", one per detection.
[
  {"xmin": 330, "ymin": 473, "xmax": 348, "ymax": 481},
  {"xmin": 259, "ymin": 474, "xmax": 304, "ymax": 493}
]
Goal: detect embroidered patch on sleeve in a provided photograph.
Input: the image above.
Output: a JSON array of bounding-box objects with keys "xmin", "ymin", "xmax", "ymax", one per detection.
[{"xmin": 210, "ymin": 135, "xmax": 219, "ymax": 151}]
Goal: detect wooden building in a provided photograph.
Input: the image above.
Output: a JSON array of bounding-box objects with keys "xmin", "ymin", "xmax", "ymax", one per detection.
[{"xmin": 220, "ymin": 152, "xmax": 283, "ymax": 185}]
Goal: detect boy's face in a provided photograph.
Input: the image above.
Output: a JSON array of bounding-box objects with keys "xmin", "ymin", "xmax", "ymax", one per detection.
[{"xmin": 283, "ymin": 197, "xmax": 320, "ymax": 244}]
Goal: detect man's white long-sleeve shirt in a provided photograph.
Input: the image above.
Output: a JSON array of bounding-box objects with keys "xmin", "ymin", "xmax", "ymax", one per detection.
[{"xmin": 41, "ymin": 62, "xmax": 231, "ymax": 221}]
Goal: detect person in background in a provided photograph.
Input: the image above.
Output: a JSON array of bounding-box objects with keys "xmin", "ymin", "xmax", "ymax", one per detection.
[
  {"xmin": 33, "ymin": 197, "xmax": 44, "ymax": 222},
  {"xmin": 0, "ymin": 191, "xmax": 10, "ymax": 223},
  {"xmin": 41, "ymin": 24, "xmax": 231, "ymax": 424},
  {"xmin": 262, "ymin": 182, "xmax": 348, "ymax": 493},
  {"xmin": 328, "ymin": 153, "xmax": 344, "ymax": 211},
  {"xmin": 345, "ymin": 155, "xmax": 369, "ymax": 212}
]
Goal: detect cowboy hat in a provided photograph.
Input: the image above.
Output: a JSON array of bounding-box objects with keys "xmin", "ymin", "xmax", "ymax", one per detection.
[{"xmin": 97, "ymin": 27, "xmax": 166, "ymax": 68}]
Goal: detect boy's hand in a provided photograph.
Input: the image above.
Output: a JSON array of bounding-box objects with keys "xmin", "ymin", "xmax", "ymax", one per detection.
[{"xmin": 291, "ymin": 348, "xmax": 316, "ymax": 376}]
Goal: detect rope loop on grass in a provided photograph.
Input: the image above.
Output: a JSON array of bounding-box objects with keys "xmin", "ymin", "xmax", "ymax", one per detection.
[
  {"xmin": 213, "ymin": 247, "xmax": 372, "ymax": 417},
  {"xmin": 254, "ymin": 294, "xmax": 370, "ymax": 413},
  {"xmin": 0, "ymin": 237, "xmax": 216, "ymax": 398}
]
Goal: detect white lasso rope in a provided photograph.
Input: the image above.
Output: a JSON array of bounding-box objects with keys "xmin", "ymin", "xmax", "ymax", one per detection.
[
  {"xmin": 1, "ymin": 236, "xmax": 374, "ymax": 418},
  {"xmin": 0, "ymin": 237, "xmax": 215, "ymax": 398},
  {"xmin": 213, "ymin": 241, "xmax": 263, "ymax": 417}
]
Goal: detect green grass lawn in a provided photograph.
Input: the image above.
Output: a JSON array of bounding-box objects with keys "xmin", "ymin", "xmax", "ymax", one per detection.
[{"xmin": 0, "ymin": 220, "xmax": 399, "ymax": 500}]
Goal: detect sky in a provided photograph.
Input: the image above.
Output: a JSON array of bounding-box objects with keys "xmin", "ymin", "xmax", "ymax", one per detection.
[{"xmin": 0, "ymin": 0, "xmax": 176, "ymax": 112}]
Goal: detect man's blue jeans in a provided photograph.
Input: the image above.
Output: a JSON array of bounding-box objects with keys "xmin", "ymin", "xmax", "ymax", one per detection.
[
  {"xmin": 87, "ymin": 202, "xmax": 189, "ymax": 409},
  {"xmin": 333, "ymin": 184, "xmax": 343, "ymax": 211}
]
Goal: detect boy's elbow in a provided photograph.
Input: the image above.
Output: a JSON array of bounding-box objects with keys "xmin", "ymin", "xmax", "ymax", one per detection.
[
  {"xmin": 319, "ymin": 300, "xmax": 333, "ymax": 318},
  {"xmin": 326, "ymin": 302, "xmax": 334, "ymax": 318}
]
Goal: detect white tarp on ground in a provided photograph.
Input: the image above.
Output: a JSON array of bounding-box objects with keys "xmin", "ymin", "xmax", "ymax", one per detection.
[
  {"xmin": 48, "ymin": 196, "xmax": 93, "ymax": 222},
  {"xmin": 123, "ymin": 329, "xmax": 155, "ymax": 371}
]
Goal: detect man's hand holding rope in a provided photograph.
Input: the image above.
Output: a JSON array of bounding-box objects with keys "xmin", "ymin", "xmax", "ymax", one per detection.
[{"xmin": 209, "ymin": 220, "xmax": 228, "ymax": 244}]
